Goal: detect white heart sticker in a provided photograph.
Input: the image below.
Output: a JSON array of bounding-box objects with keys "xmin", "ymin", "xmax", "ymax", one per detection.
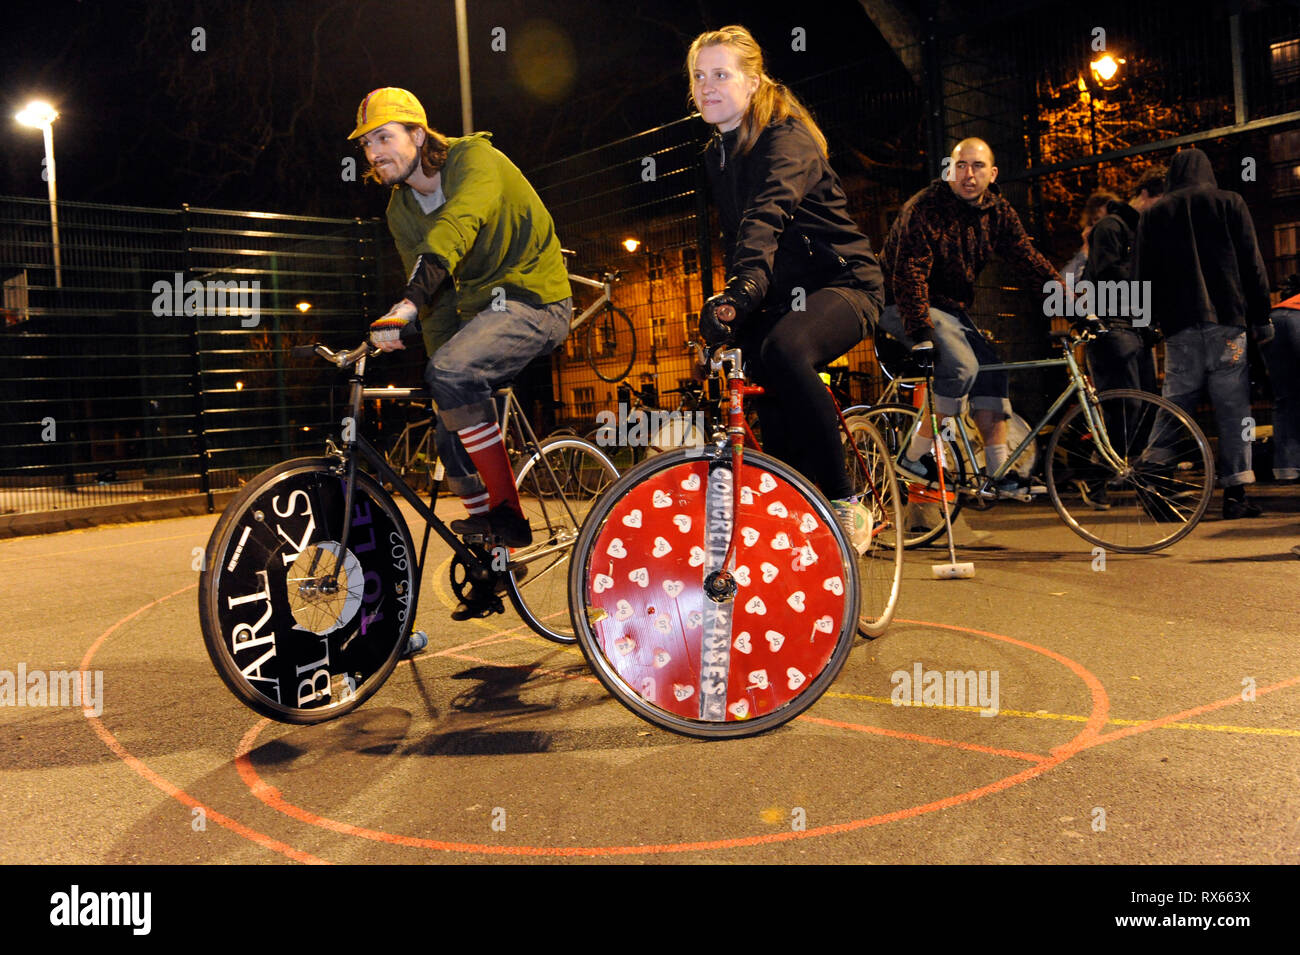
[
  {"xmin": 800, "ymin": 512, "xmax": 818, "ymax": 534},
  {"xmin": 673, "ymin": 683, "xmax": 695, "ymax": 702},
  {"xmin": 798, "ymin": 543, "xmax": 818, "ymax": 567},
  {"xmin": 606, "ymin": 538, "xmax": 627, "ymax": 559},
  {"xmin": 787, "ymin": 590, "xmax": 806, "ymax": 613},
  {"xmin": 663, "ymin": 579, "xmax": 684, "ymax": 598},
  {"xmin": 765, "ymin": 630, "xmax": 785, "ymax": 652},
  {"xmin": 615, "ymin": 599, "xmax": 634, "ymax": 621},
  {"xmin": 741, "ymin": 527, "xmax": 760, "ymax": 547},
  {"xmin": 745, "ymin": 596, "xmax": 766, "ymax": 615},
  {"xmin": 733, "ymin": 632, "xmax": 752, "ymax": 654},
  {"xmin": 680, "ymin": 474, "xmax": 701, "ymax": 491},
  {"xmin": 770, "ymin": 532, "xmax": 791, "ymax": 551},
  {"xmin": 653, "ymin": 648, "xmax": 671, "ymax": 668},
  {"xmin": 652, "ymin": 536, "xmax": 673, "ymax": 558},
  {"xmin": 621, "ymin": 509, "xmax": 643, "ymax": 529},
  {"xmin": 766, "ymin": 500, "xmax": 788, "ymax": 518},
  {"xmin": 614, "ymin": 636, "xmax": 635, "ymax": 655},
  {"xmin": 740, "ymin": 486, "xmax": 755, "ymax": 505},
  {"xmin": 748, "ymin": 669, "xmax": 770, "ymax": 690},
  {"xmin": 686, "ymin": 610, "xmax": 703, "ymax": 629},
  {"xmin": 689, "ymin": 546, "xmax": 706, "ymax": 567},
  {"xmin": 761, "ymin": 562, "xmax": 779, "ymax": 583},
  {"xmin": 787, "ymin": 667, "xmax": 806, "ymax": 690},
  {"xmin": 593, "ymin": 573, "xmax": 614, "ymax": 594},
  {"xmin": 628, "ymin": 567, "xmax": 649, "ymax": 588},
  {"xmin": 652, "ymin": 489, "xmax": 673, "ymax": 509},
  {"xmin": 759, "ymin": 473, "xmax": 777, "ymax": 493},
  {"xmin": 728, "ymin": 699, "xmax": 749, "ymax": 719},
  {"xmin": 673, "ymin": 514, "xmax": 691, "ymax": 533},
  {"xmin": 733, "ymin": 564, "xmax": 751, "ymax": 586},
  {"xmin": 814, "ymin": 615, "xmax": 834, "ymax": 634},
  {"xmin": 822, "ymin": 576, "xmax": 843, "ymax": 595},
  {"xmin": 653, "ymin": 614, "xmax": 672, "ymax": 634},
  {"xmin": 640, "ymin": 677, "xmax": 656, "ymax": 700}
]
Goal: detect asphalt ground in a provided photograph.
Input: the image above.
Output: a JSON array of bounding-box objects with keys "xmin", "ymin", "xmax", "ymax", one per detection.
[{"xmin": 1, "ymin": 484, "xmax": 1296, "ymax": 873}]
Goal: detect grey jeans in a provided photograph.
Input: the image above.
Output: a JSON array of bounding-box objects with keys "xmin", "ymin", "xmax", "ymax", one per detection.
[
  {"xmin": 426, "ymin": 297, "xmax": 572, "ymax": 495},
  {"xmin": 877, "ymin": 304, "xmax": 1013, "ymax": 417},
  {"xmin": 1161, "ymin": 322, "xmax": 1254, "ymax": 486}
]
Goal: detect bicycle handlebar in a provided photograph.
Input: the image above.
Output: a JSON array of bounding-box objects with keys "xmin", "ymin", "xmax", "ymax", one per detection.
[{"xmin": 292, "ymin": 341, "xmax": 377, "ymax": 370}]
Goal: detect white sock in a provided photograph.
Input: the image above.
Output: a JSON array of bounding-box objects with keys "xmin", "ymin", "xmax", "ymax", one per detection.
[
  {"xmin": 906, "ymin": 430, "xmax": 932, "ymax": 461},
  {"xmin": 985, "ymin": 443, "xmax": 1010, "ymax": 476}
]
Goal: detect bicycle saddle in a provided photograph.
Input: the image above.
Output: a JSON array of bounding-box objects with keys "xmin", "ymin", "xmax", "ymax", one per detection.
[{"xmin": 872, "ymin": 329, "xmax": 924, "ymax": 382}]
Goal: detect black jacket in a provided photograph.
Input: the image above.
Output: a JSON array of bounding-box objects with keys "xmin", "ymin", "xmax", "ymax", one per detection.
[
  {"xmin": 1136, "ymin": 148, "xmax": 1271, "ymax": 336},
  {"xmin": 703, "ymin": 117, "xmax": 883, "ymax": 319},
  {"xmin": 1085, "ymin": 199, "xmax": 1140, "ymax": 327}
]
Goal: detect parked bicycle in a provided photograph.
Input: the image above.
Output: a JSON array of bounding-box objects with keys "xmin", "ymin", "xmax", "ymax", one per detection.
[
  {"xmin": 565, "ymin": 252, "xmax": 636, "ymax": 383},
  {"xmin": 861, "ymin": 322, "xmax": 1214, "ymax": 552},
  {"xmin": 566, "ymin": 343, "xmax": 904, "ymax": 738},
  {"xmin": 198, "ymin": 339, "xmax": 617, "ymax": 724}
]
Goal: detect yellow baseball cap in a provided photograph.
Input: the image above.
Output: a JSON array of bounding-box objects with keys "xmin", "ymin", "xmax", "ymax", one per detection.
[{"xmin": 348, "ymin": 88, "xmax": 430, "ymax": 140}]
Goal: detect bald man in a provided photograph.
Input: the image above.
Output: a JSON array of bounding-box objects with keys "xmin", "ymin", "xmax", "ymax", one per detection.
[{"xmin": 878, "ymin": 138, "xmax": 1059, "ymax": 496}]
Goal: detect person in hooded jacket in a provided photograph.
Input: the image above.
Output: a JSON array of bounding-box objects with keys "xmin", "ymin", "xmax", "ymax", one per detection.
[
  {"xmin": 1082, "ymin": 177, "xmax": 1164, "ymax": 395},
  {"xmin": 690, "ymin": 25, "xmax": 885, "ymax": 552},
  {"xmin": 1136, "ymin": 147, "xmax": 1275, "ymax": 519}
]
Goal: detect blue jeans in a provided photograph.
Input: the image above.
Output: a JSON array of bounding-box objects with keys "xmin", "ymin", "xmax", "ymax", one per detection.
[
  {"xmin": 876, "ymin": 304, "xmax": 1012, "ymax": 417},
  {"xmin": 1161, "ymin": 322, "xmax": 1253, "ymax": 486},
  {"xmin": 426, "ymin": 297, "xmax": 572, "ymax": 495},
  {"xmin": 1264, "ymin": 308, "xmax": 1300, "ymax": 480}
]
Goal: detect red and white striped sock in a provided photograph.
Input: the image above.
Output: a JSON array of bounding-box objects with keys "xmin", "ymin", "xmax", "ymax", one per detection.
[
  {"xmin": 457, "ymin": 421, "xmax": 523, "ymax": 518},
  {"xmin": 459, "ymin": 489, "xmax": 490, "ymax": 516}
]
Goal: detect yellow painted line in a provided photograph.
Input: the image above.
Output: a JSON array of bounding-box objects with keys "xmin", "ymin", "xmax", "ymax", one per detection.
[{"xmin": 823, "ymin": 691, "xmax": 1300, "ymax": 738}]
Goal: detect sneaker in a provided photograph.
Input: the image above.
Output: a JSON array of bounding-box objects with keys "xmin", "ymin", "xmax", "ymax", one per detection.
[
  {"xmin": 896, "ymin": 452, "xmax": 948, "ymax": 489},
  {"xmin": 1073, "ymin": 479, "xmax": 1111, "ymax": 510},
  {"xmin": 450, "ymin": 502, "xmax": 533, "ymax": 547},
  {"xmin": 402, "ymin": 630, "xmax": 429, "ymax": 658},
  {"xmin": 831, "ymin": 497, "xmax": 873, "ymax": 556},
  {"xmin": 450, "ymin": 583, "xmax": 506, "ymax": 620},
  {"xmin": 1222, "ymin": 494, "xmax": 1262, "ymax": 520}
]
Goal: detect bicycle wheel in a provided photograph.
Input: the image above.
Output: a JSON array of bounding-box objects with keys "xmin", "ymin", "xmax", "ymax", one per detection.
[
  {"xmin": 842, "ymin": 416, "xmax": 905, "ymax": 637},
  {"xmin": 859, "ymin": 403, "xmax": 967, "ymax": 548},
  {"xmin": 968, "ymin": 411, "xmax": 1039, "ymax": 480},
  {"xmin": 567, "ymin": 446, "xmax": 859, "ymax": 738},
  {"xmin": 585, "ymin": 303, "xmax": 636, "ymax": 383},
  {"xmin": 511, "ymin": 437, "xmax": 618, "ymax": 643},
  {"xmin": 1045, "ymin": 389, "xmax": 1213, "ymax": 553},
  {"xmin": 198, "ymin": 458, "xmax": 417, "ymax": 724}
]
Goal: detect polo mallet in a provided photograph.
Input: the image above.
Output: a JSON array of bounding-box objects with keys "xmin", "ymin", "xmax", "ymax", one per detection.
[{"xmin": 914, "ymin": 342, "xmax": 974, "ymax": 580}]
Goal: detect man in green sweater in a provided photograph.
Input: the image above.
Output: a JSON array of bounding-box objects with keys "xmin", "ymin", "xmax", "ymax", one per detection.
[{"xmin": 350, "ymin": 89, "xmax": 571, "ymax": 612}]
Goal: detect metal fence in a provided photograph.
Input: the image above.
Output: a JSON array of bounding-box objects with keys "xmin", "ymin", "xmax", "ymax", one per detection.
[{"xmin": 0, "ymin": 197, "xmax": 397, "ymax": 519}]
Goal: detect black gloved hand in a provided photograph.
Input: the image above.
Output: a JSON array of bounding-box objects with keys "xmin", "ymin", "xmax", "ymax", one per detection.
[
  {"xmin": 1073, "ymin": 313, "xmax": 1108, "ymax": 337},
  {"xmin": 699, "ymin": 291, "xmax": 742, "ymax": 347},
  {"xmin": 910, "ymin": 340, "xmax": 936, "ymax": 371},
  {"xmin": 1252, "ymin": 321, "xmax": 1276, "ymax": 346}
]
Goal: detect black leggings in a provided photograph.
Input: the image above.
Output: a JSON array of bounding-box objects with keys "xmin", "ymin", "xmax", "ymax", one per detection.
[{"xmin": 737, "ymin": 286, "xmax": 872, "ymax": 500}]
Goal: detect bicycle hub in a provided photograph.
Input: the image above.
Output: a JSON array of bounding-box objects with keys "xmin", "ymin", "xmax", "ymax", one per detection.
[{"xmin": 703, "ymin": 570, "xmax": 737, "ymax": 603}]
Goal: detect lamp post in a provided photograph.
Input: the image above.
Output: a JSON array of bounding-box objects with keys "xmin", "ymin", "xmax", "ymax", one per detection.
[{"xmin": 15, "ymin": 100, "xmax": 62, "ymax": 289}]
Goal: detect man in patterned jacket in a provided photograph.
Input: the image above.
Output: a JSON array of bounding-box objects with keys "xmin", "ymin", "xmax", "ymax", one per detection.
[{"xmin": 878, "ymin": 138, "xmax": 1059, "ymax": 496}]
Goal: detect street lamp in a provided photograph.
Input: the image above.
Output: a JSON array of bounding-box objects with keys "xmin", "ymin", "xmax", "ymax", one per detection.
[{"xmin": 15, "ymin": 100, "xmax": 62, "ymax": 289}]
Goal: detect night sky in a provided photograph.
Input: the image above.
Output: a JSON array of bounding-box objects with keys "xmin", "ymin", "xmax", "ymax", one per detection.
[{"xmin": 2, "ymin": 0, "xmax": 901, "ymax": 216}]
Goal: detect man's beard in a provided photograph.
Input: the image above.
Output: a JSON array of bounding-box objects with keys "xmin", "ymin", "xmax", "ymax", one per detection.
[{"xmin": 379, "ymin": 152, "xmax": 422, "ymax": 185}]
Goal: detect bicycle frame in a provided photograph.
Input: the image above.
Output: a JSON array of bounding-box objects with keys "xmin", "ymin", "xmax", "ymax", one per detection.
[
  {"xmin": 566, "ymin": 271, "xmax": 613, "ymax": 333},
  {"xmin": 889, "ymin": 335, "xmax": 1126, "ymax": 488}
]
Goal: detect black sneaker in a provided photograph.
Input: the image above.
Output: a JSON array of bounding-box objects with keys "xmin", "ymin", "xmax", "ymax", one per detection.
[
  {"xmin": 896, "ymin": 452, "xmax": 950, "ymax": 489},
  {"xmin": 450, "ymin": 584, "xmax": 506, "ymax": 620},
  {"xmin": 1222, "ymin": 491, "xmax": 1262, "ymax": 520},
  {"xmin": 450, "ymin": 502, "xmax": 533, "ymax": 547}
]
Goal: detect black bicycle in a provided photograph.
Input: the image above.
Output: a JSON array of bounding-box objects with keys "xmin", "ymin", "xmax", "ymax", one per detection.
[{"xmin": 198, "ymin": 339, "xmax": 617, "ymax": 724}]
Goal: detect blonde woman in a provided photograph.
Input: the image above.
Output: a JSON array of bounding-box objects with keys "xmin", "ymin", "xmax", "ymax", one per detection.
[{"xmin": 690, "ymin": 25, "xmax": 884, "ymax": 551}]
